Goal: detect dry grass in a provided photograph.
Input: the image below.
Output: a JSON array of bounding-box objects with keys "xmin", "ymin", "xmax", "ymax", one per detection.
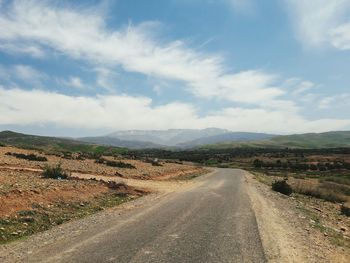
[{"xmin": 291, "ymin": 179, "xmax": 348, "ymax": 203}]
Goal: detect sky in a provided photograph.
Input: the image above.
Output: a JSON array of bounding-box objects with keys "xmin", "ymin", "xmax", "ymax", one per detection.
[{"xmin": 0, "ymin": 0, "xmax": 349, "ymax": 137}]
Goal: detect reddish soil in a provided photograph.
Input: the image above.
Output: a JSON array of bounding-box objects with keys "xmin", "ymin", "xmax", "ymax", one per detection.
[
  {"xmin": 0, "ymin": 170, "xmax": 111, "ymax": 217},
  {"xmin": 0, "ymin": 146, "xmax": 203, "ymax": 219}
]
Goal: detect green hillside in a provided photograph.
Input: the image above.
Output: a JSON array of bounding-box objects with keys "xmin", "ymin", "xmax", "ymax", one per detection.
[
  {"xmin": 201, "ymin": 131, "xmax": 350, "ymax": 149},
  {"xmin": 270, "ymin": 131, "xmax": 350, "ymax": 148},
  {"xmin": 0, "ymin": 131, "xmax": 127, "ymax": 155}
]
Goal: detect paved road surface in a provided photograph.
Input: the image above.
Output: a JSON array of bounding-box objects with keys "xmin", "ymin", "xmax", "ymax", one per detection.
[{"xmin": 19, "ymin": 169, "xmax": 267, "ymax": 263}]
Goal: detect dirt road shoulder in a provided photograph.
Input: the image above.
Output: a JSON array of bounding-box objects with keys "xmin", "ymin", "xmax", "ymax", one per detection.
[{"xmin": 245, "ymin": 171, "xmax": 350, "ymax": 263}]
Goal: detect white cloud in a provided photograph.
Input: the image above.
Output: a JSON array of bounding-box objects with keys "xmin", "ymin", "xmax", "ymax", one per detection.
[
  {"xmin": 283, "ymin": 78, "xmax": 315, "ymax": 96},
  {"xmin": 0, "ymin": 43, "xmax": 45, "ymax": 58},
  {"xmin": 0, "ymin": 87, "xmax": 349, "ymax": 133},
  {"xmin": 0, "ymin": 64, "xmax": 46, "ymax": 86},
  {"xmin": 95, "ymin": 67, "xmax": 119, "ymax": 91},
  {"xmin": 227, "ymin": 0, "xmax": 255, "ymax": 13},
  {"xmin": 318, "ymin": 93, "xmax": 350, "ymax": 109},
  {"xmin": 0, "ymin": 0, "xmax": 286, "ymax": 106},
  {"xmin": 0, "ymin": 1, "xmax": 348, "ymax": 134},
  {"xmin": 285, "ymin": 0, "xmax": 350, "ymax": 50},
  {"xmin": 61, "ymin": 76, "xmax": 84, "ymax": 90},
  {"xmin": 13, "ymin": 65, "xmax": 45, "ymax": 82},
  {"xmin": 330, "ymin": 22, "xmax": 350, "ymax": 50}
]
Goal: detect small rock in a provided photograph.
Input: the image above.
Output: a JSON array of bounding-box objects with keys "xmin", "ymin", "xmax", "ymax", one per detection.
[
  {"xmin": 324, "ymin": 232, "xmax": 328, "ymax": 237},
  {"xmin": 340, "ymin": 226, "xmax": 347, "ymax": 232},
  {"xmin": 19, "ymin": 216, "xmax": 35, "ymax": 223}
]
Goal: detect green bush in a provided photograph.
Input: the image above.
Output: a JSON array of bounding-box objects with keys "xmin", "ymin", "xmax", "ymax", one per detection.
[
  {"xmin": 272, "ymin": 179, "xmax": 293, "ymax": 196},
  {"xmin": 341, "ymin": 203, "xmax": 350, "ymax": 217},
  {"xmin": 95, "ymin": 158, "xmax": 135, "ymax": 169},
  {"xmin": 42, "ymin": 163, "xmax": 70, "ymax": 179},
  {"xmin": 5, "ymin": 152, "xmax": 47, "ymax": 162}
]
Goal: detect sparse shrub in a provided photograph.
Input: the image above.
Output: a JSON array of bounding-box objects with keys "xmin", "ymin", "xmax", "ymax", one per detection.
[
  {"xmin": 106, "ymin": 181, "xmax": 127, "ymax": 190},
  {"xmin": 95, "ymin": 158, "xmax": 135, "ymax": 169},
  {"xmin": 42, "ymin": 163, "xmax": 70, "ymax": 179},
  {"xmin": 151, "ymin": 159, "xmax": 162, "ymax": 166},
  {"xmin": 5, "ymin": 152, "xmax": 47, "ymax": 162},
  {"xmin": 105, "ymin": 160, "xmax": 136, "ymax": 169},
  {"xmin": 94, "ymin": 158, "xmax": 105, "ymax": 164},
  {"xmin": 253, "ymin": 159, "xmax": 263, "ymax": 168},
  {"xmin": 17, "ymin": 210, "xmax": 36, "ymax": 216},
  {"xmin": 341, "ymin": 203, "xmax": 350, "ymax": 217},
  {"xmin": 143, "ymin": 158, "xmax": 162, "ymax": 166},
  {"xmin": 272, "ymin": 179, "xmax": 293, "ymax": 196}
]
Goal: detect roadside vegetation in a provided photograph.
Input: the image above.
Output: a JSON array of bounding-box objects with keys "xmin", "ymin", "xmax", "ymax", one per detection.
[
  {"xmin": 95, "ymin": 158, "xmax": 136, "ymax": 169},
  {"xmin": 271, "ymin": 179, "xmax": 293, "ymax": 196},
  {"xmin": 42, "ymin": 163, "xmax": 70, "ymax": 179}
]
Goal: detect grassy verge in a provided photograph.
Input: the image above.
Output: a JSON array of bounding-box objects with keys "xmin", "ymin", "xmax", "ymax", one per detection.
[
  {"xmin": 249, "ymin": 171, "xmax": 274, "ymax": 186},
  {"xmin": 0, "ymin": 191, "xmax": 137, "ymax": 244}
]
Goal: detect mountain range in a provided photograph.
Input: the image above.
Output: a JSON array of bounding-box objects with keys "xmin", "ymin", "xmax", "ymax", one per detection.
[
  {"xmin": 78, "ymin": 128, "xmax": 276, "ymax": 149},
  {"xmin": 0, "ymin": 129, "xmax": 350, "ymax": 150}
]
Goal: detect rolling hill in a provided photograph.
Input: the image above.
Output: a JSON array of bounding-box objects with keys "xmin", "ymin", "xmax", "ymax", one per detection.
[
  {"xmin": 178, "ymin": 132, "xmax": 276, "ymax": 148},
  {"xmin": 106, "ymin": 128, "xmax": 230, "ymax": 146},
  {"xmin": 1, "ymin": 130, "xmax": 349, "ymax": 151},
  {"xmin": 78, "ymin": 136, "xmax": 164, "ymax": 149},
  {"xmin": 201, "ymin": 131, "xmax": 350, "ymax": 149},
  {"xmin": 83, "ymin": 129, "xmax": 275, "ymax": 148},
  {"xmin": 0, "ymin": 131, "xmax": 127, "ymax": 154}
]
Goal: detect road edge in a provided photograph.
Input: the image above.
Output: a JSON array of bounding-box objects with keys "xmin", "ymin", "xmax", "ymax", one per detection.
[{"xmin": 243, "ymin": 170, "xmax": 312, "ymax": 263}]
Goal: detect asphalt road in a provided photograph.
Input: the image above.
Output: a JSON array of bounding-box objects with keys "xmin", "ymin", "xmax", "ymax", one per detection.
[{"xmin": 24, "ymin": 169, "xmax": 267, "ymax": 263}]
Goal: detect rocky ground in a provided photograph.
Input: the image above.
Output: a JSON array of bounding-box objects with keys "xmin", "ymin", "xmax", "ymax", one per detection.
[
  {"xmin": 0, "ymin": 146, "xmax": 204, "ymax": 179},
  {"xmin": 0, "ymin": 146, "xmax": 205, "ymax": 244}
]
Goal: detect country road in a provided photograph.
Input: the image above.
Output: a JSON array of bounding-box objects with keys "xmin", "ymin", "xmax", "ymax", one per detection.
[{"xmin": 2, "ymin": 169, "xmax": 267, "ymax": 263}]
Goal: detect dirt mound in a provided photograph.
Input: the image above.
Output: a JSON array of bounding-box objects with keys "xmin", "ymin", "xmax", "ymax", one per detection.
[{"xmin": 106, "ymin": 181, "xmax": 147, "ymax": 196}]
